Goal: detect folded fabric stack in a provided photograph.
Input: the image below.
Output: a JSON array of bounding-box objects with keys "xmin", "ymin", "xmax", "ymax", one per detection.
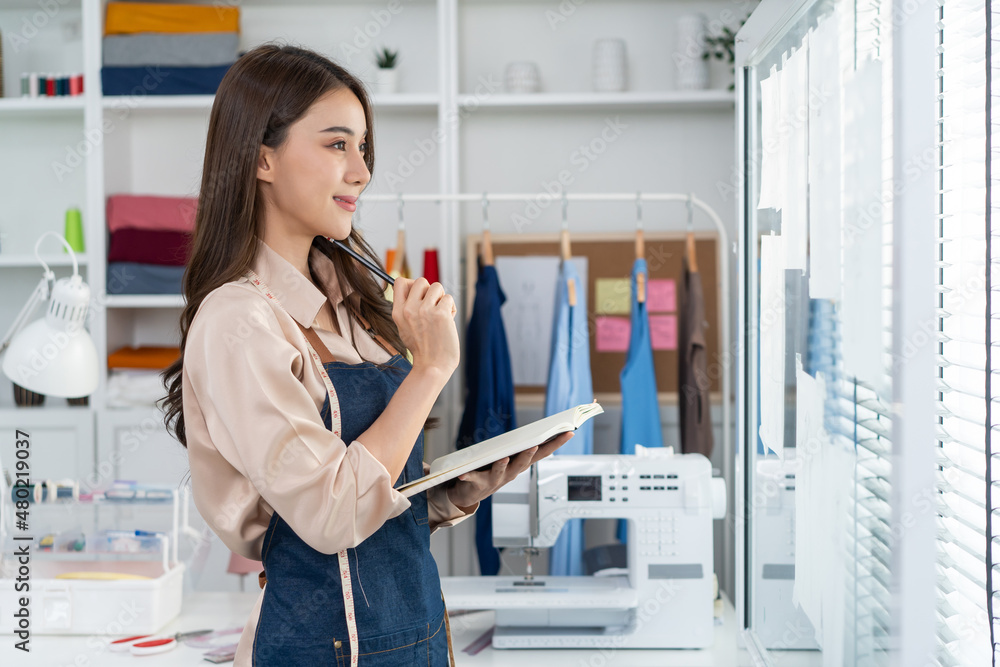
[
  {"xmin": 106, "ymin": 194, "xmax": 194, "ymax": 295},
  {"xmin": 107, "ymin": 346, "xmax": 179, "ymax": 408},
  {"xmin": 101, "ymin": 2, "xmax": 240, "ymax": 96}
]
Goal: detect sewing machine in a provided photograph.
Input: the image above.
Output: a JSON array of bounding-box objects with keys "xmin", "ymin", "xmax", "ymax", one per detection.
[{"xmin": 441, "ymin": 450, "xmax": 727, "ymax": 649}]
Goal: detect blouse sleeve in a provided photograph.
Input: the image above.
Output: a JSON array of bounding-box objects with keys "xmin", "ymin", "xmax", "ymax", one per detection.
[
  {"xmin": 424, "ymin": 461, "xmax": 478, "ymax": 533},
  {"xmin": 183, "ymin": 287, "xmax": 411, "ymax": 557}
]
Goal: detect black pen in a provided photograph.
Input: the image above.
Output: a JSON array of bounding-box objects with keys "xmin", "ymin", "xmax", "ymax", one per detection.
[{"xmin": 330, "ymin": 238, "xmax": 395, "ymax": 286}]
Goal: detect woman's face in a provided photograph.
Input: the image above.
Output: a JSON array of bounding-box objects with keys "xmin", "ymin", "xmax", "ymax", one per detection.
[{"xmin": 257, "ymin": 87, "xmax": 370, "ymax": 242}]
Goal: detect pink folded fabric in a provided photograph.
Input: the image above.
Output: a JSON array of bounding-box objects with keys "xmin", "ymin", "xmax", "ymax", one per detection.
[
  {"xmin": 108, "ymin": 228, "xmax": 191, "ymax": 266},
  {"xmin": 106, "ymin": 194, "xmax": 197, "ymax": 234}
]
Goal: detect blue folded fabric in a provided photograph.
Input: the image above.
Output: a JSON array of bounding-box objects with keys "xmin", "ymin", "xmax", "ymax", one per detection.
[
  {"xmin": 107, "ymin": 262, "xmax": 185, "ymax": 295},
  {"xmin": 101, "ymin": 64, "xmax": 231, "ymax": 96}
]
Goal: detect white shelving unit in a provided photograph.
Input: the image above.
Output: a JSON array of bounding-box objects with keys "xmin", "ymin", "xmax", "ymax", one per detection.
[
  {"xmin": 0, "ymin": 97, "xmax": 86, "ymax": 114},
  {"xmin": 455, "ymin": 90, "xmax": 734, "ymax": 111},
  {"xmin": 0, "ymin": 0, "xmax": 741, "ymax": 588}
]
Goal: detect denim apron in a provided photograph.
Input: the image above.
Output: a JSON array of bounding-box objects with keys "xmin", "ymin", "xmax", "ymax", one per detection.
[{"xmin": 248, "ymin": 297, "xmax": 451, "ymax": 665}]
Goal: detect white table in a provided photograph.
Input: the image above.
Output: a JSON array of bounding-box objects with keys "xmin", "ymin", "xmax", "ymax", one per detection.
[
  {"xmin": 1, "ymin": 592, "xmax": 819, "ymax": 666},
  {"xmin": 0, "ymin": 592, "xmax": 259, "ymax": 666},
  {"xmin": 447, "ymin": 598, "xmax": 745, "ymax": 667}
]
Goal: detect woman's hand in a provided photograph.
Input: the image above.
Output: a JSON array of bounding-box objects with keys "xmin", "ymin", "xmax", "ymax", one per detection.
[
  {"xmin": 392, "ymin": 277, "xmax": 459, "ymax": 378},
  {"xmin": 446, "ymin": 432, "xmax": 575, "ymax": 512}
]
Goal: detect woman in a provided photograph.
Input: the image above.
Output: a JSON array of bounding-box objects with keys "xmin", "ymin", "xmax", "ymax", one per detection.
[{"xmin": 160, "ymin": 44, "xmax": 570, "ymax": 666}]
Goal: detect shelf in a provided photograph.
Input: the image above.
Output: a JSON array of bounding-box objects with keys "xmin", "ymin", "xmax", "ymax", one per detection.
[
  {"xmin": 0, "ymin": 97, "xmax": 85, "ymax": 117},
  {"xmin": 0, "ymin": 406, "xmax": 93, "ymax": 419},
  {"xmin": 104, "ymin": 295, "xmax": 185, "ymax": 308},
  {"xmin": 103, "ymin": 95, "xmax": 213, "ymax": 112},
  {"xmin": 102, "ymin": 93, "xmax": 439, "ymax": 114},
  {"xmin": 456, "ymin": 90, "xmax": 735, "ymax": 112},
  {"xmin": 371, "ymin": 93, "xmax": 440, "ymax": 111},
  {"xmin": 0, "ymin": 254, "xmax": 89, "ymax": 268}
]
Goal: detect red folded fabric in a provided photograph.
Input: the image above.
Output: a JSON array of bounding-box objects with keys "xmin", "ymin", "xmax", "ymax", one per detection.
[
  {"xmin": 108, "ymin": 228, "xmax": 191, "ymax": 266},
  {"xmin": 106, "ymin": 194, "xmax": 197, "ymax": 234}
]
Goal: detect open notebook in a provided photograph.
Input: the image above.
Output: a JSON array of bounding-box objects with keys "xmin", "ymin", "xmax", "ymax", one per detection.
[{"xmin": 398, "ymin": 402, "xmax": 603, "ymax": 498}]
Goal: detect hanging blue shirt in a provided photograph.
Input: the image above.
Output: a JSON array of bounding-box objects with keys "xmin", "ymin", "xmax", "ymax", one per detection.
[
  {"xmin": 544, "ymin": 259, "xmax": 594, "ymax": 576},
  {"xmin": 456, "ymin": 263, "xmax": 516, "ymax": 575},
  {"xmin": 618, "ymin": 258, "xmax": 663, "ymax": 541}
]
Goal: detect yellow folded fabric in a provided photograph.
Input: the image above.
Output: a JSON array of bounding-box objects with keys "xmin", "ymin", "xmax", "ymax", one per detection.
[{"xmin": 105, "ymin": 2, "xmax": 239, "ymax": 35}]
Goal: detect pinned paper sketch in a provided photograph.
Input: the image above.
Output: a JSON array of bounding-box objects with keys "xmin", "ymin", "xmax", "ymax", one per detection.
[
  {"xmin": 496, "ymin": 256, "xmax": 588, "ymax": 386},
  {"xmin": 595, "ymin": 316, "xmax": 631, "ymax": 352},
  {"xmin": 792, "ymin": 354, "xmax": 852, "ymax": 667},
  {"xmin": 649, "ymin": 315, "xmax": 678, "ymax": 350},
  {"xmin": 793, "ymin": 358, "xmax": 828, "ymax": 635},
  {"xmin": 781, "ymin": 38, "xmax": 809, "ymax": 272},
  {"xmin": 758, "ymin": 234, "xmax": 786, "ymax": 457},
  {"xmin": 807, "ymin": 17, "xmax": 842, "ymax": 299},
  {"xmin": 758, "ymin": 65, "xmax": 782, "ymax": 211},
  {"xmin": 595, "ymin": 278, "xmax": 631, "ymax": 315},
  {"xmin": 841, "ymin": 60, "xmax": 885, "ymax": 392},
  {"xmin": 646, "ymin": 279, "xmax": 677, "ymax": 312}
]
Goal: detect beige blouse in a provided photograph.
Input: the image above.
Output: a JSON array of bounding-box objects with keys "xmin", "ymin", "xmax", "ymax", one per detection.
[{"xmin": 182, "ymin": 238, "xmax": 474, "ymax": 664}]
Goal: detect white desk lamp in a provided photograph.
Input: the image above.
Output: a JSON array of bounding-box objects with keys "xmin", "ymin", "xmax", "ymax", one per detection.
[{"xmin": 0, "ymin": 232, "xmax": 98, "ymax": 404}]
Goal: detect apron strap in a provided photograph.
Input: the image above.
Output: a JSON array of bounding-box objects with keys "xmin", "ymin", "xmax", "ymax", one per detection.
[
  {"xmin": 441, "ymin": 590, "xmax": 456, "ymax": 666},
  {"xmin": 345, "ymin": 293, "xmax": 403, "ymax": 358},
  {"xmin": 295, "ymin": 321, "xmax": 339, "ymax": 365}
]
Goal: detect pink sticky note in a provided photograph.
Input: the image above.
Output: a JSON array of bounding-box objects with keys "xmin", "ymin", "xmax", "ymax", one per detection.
[
  {"xmin": 646, "ymin": 279, "xmax": 677, "ymax": 312},
  {"xmin": 596, "ymin": 316, "xmax": 631, "ymax": 352},
  {"xmin": 650, "ymin": 315, "xmax": 678, "ymax": 350}
]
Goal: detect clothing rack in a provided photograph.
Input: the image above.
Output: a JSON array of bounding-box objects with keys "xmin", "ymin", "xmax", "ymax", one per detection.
[{"xmin": 360, "ymin": 191, "xmax": 731, "ymax": 493}]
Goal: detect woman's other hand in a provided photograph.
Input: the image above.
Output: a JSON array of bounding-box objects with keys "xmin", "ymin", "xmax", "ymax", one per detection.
[
  {"xmin": 446, "ymin": 432, "xmax": 575, "ymax": 512},
  {"xmin": 392, "ymin": 277, "xmax": 459, "ymax": 378}
]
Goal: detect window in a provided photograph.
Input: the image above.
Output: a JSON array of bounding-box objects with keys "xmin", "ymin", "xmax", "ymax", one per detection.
[{"xmin": 935, "ymin": 0, "xmax": 992, "ymax": 664}]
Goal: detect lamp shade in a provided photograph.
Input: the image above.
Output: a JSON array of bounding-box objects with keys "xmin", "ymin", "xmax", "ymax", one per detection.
[{"xmin": 2, "ymin": 275, "xmax": 98, "ymax": 398}]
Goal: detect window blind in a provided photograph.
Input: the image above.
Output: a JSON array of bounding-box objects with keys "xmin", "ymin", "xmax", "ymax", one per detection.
[{"xmin": 935, "ymin": 1, "xmax": 992, "ymax": 665}]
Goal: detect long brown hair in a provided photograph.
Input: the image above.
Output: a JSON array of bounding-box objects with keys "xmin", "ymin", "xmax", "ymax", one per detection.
[{"xmin": 160, "ymin": 44, "xmax": 405, "ymax": 447}]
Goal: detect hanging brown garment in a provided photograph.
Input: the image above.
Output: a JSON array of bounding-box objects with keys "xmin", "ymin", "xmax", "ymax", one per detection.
[{"xmin": 678, "ymin": 255, "xmax": 714, "ymax": 458}]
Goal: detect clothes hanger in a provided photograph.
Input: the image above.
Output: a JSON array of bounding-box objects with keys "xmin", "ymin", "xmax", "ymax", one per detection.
[
  {"xmin": 635, "ymin": 191, "xmax": 646, "ymax": 304},
  {"xmin": 685, "ymin": 192, "xmax": 699, "ymax": 273},
  {"xmin": 392, "ymin": 193, "xmax": 409, "ymax": 277},
  {"xmin": 481, "ymin": 192, "xmax": 494, "ymax": 267},
  {"xmin": 560, "ymin": 193, "xmax": 576, "ymax": 306}
]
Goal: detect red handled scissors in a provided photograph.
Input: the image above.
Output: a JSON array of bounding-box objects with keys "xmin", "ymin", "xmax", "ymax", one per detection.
[{"xmin": 110, "ymin": 629, "xmax": 212, "ymax": 655}]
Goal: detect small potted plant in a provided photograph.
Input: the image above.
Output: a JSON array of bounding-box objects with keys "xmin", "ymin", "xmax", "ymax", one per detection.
[{"xmin": 374, "ymin": 46, "xmax": 399, "ymax": 95}]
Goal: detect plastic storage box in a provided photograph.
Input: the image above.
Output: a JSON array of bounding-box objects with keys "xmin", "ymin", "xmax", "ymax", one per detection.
[{"xmin": 0, "ymin": 484, "xmax": 185, "ymax": 635}]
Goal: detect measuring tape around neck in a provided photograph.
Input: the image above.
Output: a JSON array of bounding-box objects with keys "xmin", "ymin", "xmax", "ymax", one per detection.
[{"xmin": 245, "ymin": 269, "xmax": 359, "ymax": 666}]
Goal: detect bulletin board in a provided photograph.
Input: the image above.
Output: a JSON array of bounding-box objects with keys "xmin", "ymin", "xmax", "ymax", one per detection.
[{"xmin": 465, "ymin": 231, "xmax": 720, "ymax": 399}]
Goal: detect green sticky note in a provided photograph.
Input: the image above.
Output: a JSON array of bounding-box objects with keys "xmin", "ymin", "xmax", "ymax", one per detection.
[{"xmin": 595, "ymin": 278, "xmax": 631, "ymax": 315}]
